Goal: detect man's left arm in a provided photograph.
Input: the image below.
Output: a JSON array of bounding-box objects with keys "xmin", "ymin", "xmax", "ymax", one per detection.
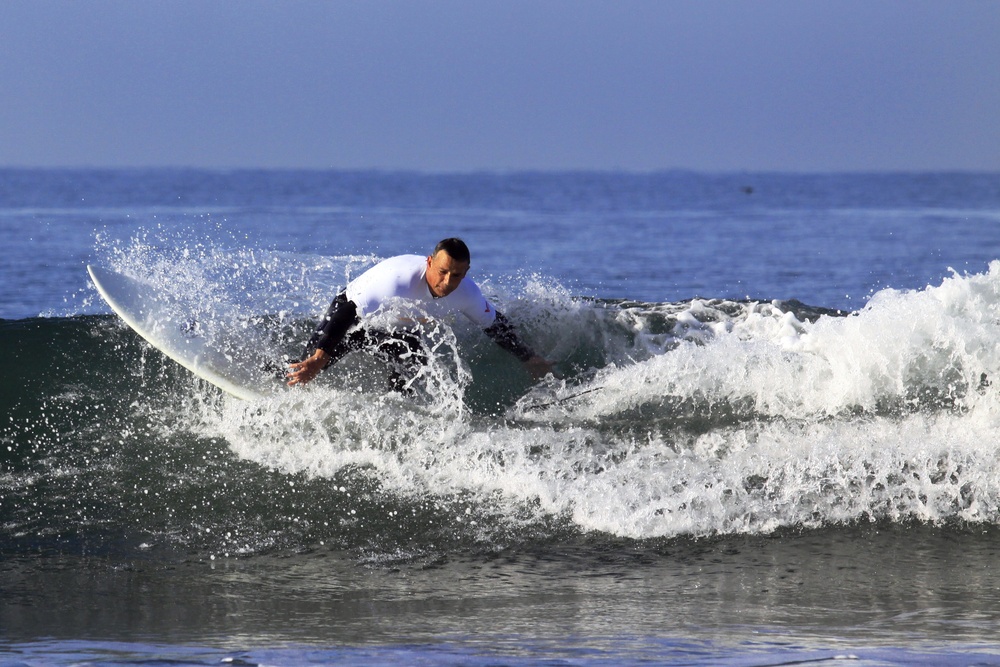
[{"xmin": 483, "ymin": 311, "xmax": 555, "ymax": 380}]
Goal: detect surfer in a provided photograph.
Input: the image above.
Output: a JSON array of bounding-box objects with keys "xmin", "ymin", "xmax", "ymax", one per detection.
[{"xmin": 286, "ymin": 238, "xmax": 554, "ymax": 389}]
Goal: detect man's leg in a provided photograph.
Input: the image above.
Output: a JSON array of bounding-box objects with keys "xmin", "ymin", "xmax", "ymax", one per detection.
[{"xmin": 366, "ymin": 330, "xmax": 428, "ymax": 393}]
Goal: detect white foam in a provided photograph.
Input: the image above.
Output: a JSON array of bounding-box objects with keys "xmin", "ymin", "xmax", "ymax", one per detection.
[{"xmin": 109, "ymin": 233, "xmax": 1000, "ymax": 539}]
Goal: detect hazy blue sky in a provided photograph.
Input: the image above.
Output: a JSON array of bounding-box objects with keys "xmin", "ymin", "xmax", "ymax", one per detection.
[{"xmin": 2, "ymin": 1, "xmax": 998, "ymax": 172}]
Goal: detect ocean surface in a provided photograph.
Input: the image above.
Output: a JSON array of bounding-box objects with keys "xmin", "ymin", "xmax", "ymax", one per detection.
[{"xmin": 3, "ymin": 169, "xmax": 1000, "ymax": 665}]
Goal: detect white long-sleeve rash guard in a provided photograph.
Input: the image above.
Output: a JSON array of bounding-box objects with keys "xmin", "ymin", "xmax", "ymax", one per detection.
[
  {"xmin": 345, "ymin": 254, "xmax": 498, "ymax": 328},
  {"xmin": 305, "ymin": 254, "xmax": 534, "ymax": 362}
]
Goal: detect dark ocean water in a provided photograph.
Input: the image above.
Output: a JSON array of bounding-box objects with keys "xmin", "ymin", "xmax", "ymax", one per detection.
[{"xmin": 3, "ymin": 169, "xmax": 1000, "ymax": 665}]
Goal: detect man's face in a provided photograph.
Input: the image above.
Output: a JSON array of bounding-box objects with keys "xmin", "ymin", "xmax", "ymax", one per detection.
[{"xmin": 425, "ymin": 250, "xmax": 470, "ymax": 298}]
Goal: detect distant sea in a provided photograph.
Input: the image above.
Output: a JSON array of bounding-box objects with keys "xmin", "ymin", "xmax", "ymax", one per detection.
[{"xmin": 3, "ymin": 169, "xmax": 1000, "ymax": 666}]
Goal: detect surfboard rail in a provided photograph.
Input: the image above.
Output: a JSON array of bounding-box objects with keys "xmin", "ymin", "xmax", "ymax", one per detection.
[{"xmin": 87, "ymin": 265, "xmax": 272, "ymax": 401}]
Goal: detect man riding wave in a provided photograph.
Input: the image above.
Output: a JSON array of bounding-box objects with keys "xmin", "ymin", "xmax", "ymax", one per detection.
[{"xmin": 287, "ymin": 238, "xmax": 554, "ymax": 390}]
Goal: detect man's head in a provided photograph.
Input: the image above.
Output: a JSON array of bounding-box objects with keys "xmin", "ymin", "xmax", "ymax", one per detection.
[{"xmin": 426, "ymin": 237, "xmax": 471, "ymax": 298}]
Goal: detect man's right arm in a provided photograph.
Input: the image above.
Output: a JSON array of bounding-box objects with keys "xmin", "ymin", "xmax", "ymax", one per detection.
[
  {"xmin": 287, "ymin": 293, "xmax": 359, "ymax": 386},
  {"xmin": 312, "ymin": 293, "xmax": 359, "ymax": 357},
  {"xmin": 287, "ymin": 349, "xmax": 330, "ymax": 386}
]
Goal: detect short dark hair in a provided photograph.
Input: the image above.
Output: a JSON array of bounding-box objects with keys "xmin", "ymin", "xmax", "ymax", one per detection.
[{"xmin": 433, "ymin": 238, "xmax": 471, "ymax": 263}]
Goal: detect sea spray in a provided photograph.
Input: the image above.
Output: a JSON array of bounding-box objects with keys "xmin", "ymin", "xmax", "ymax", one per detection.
[
  {"xmin": 9, "ymin": 233, "xmax": 1000, "ymax": 557},
  {"xmin": 165, "ymin": 259, "xmax": 1000, "ymax": 542}
]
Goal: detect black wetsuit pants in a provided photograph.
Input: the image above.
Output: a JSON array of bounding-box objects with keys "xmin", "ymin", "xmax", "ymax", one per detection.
[{"xmin": 303, "ymin": 293, "xmax": 427, "ymax": 392}]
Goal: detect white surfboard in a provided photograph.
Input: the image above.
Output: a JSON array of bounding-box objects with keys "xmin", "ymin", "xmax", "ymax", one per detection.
[{"xmin": 87, "ymin": 265, "xmax": 275, "ymax": 400}]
